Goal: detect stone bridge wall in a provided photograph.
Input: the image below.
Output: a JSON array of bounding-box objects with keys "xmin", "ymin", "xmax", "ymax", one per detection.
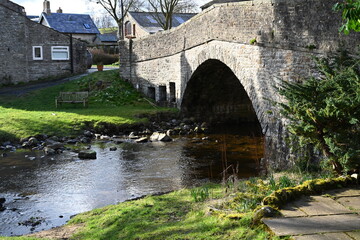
[{"xmin": 119, "ymin": 0, "xmax": 360, "ymax": 169}]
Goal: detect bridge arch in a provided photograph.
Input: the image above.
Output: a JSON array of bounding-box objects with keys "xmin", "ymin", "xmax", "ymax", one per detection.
[{"xmin": 181, "ymin": 59, "xmax": 260, "ymax": 128}]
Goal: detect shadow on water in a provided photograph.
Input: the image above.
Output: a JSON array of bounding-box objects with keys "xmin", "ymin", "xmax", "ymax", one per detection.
[{"xmin": 0, "ymin": 124, "xmax": 263, "ymax": 236}]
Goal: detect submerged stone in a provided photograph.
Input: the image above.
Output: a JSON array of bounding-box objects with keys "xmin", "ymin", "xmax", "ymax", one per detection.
[{"xmin": 78, "ymin": 150, "xmax": 97, "ymax": 159}]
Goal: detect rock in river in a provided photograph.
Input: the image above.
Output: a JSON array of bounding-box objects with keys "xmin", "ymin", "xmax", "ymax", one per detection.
[{"xmin": 78, "ymin": 150, "xmax": 97, "ymax": 159}]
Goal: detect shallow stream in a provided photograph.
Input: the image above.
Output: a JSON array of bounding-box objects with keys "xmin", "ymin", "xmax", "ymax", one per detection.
[{"xmin": 0, "ymin": 128, "xmax": 263, "ymax": 236}]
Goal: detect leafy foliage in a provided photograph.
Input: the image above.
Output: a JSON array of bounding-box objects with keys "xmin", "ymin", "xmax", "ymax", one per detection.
[
  {"xmin": 277, "ymin": 51, "xmax": 360, "ymax": 174},
  {"xmin": 333, "ymin": 0, "xmax": 360, "ymax": 34}
]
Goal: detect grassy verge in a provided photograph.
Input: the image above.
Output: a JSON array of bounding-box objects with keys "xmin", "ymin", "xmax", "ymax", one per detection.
[
  {"xmin": 0, "ymin": 70, "xmax": 174, "ymax": 142},
  {"xmin": 1, "ymin": 172, "xmax": 347, "ymax": 240}
]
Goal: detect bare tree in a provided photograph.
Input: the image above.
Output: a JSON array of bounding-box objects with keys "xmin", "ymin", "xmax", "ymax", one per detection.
[
  {"xmin": 147, "ymin": 0, "xmax": 196, "ymax": 30},
  {"xmin": 90, "ymin": 0, "xmax": 144, "ymax": 39},
  {"xmin": 93, "ymin": 10, "xmax": 116, "ymax": 29}
]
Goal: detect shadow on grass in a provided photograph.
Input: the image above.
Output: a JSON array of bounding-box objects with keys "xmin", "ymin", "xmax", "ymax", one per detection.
[{"xmin": 0, "ymin": 129, "xmax": 17, "ymax": 143}]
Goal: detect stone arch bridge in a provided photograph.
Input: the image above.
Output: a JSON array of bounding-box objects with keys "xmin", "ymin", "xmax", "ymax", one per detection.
[{"xmin": 119, "ymin": 0, "xmax": 359, "ymax": 168}]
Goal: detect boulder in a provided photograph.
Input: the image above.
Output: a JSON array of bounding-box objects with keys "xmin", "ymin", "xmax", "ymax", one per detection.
[
  {"xmin": 28, "ymin": 137, "xmax": 39, "ymax": 146},
  {"xmin": 80, "ymin": 137, "xmax": 91, "ymax": 144},
  {"xmin": 45, "ymin": 140, "xmax": 64, "ymax": 150},
  {"xmin": 109, "ymin": 147, "xmax": 117, "ymax": 151},
  {"xmin": 129, "ymin": 132, "xmax": 139, "ymax": 139},
  {"xmin": 253, "ymin": 206, "xmax": 279, "ymax": 224},
  {"xmin": 78, "ymin": 150, "xmax": 97, "ymax": 159},
  {"xmin": 48, "ymin": 136, "xmax": 60, "ymax": 142},
  {"xmin": 100, "ymin": 135, "xmax": 111, "ymax": 140},
  {"xmin": 135, "ymin": 137, "xmax": 148, "ymax": 143},
  {"xmin": 19, "ymin": 137, "xmax": 29, "ymax": 144},
  {"xmin": 150, "ymin": 132, "xmax": 160, "ymax": 141},
  {"xmin": 83, "ymin": 130, "xmax": 93, "ymax": 138},
  {"xmin": 151, "ymin": 132, "xmax": 172, "ymax": 142},
  {"xmin": 158, "ymin": 133, "xmax": 172, "ymax": 142},
  {"xmin": 43, "ymin": 147, "xmax": 56, "ymax": 155},
  {"xmin": 66, "ymin": 139, "xmax": 78, "ymax": 144},
  {"xmin": 0, "ymin": 197, "xmax": 5, "ymax": 211}
]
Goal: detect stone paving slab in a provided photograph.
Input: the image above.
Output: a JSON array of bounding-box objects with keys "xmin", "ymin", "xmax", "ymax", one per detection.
[
  {"xmin": 327, "ymin": 188, "xmax": 360, "ymax": 197},
  {"xmin": 263, "ymin": 214, "xmax": 360, "ymax": 236},
  {"xmin": 281, "ymin": 204, "xmax": 307, "ymax": 217},
  {"xmin": 293, "ymin": 232, "xmax": 355, "ymax": 240},
  {"xmin": 337, "ymin": 196, "xmax": 360, "ymax": 212},
  {"xmin": 347, "ymin": 231, "xmax": 360, "ymax": 239},
  {"xmin": 295, "ymin": 196, "xmax": 352, "ymax": 216}
]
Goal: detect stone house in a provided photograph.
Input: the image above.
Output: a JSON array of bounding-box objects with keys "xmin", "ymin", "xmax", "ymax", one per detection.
[
  {"xmin": 0, "ymin": 0, "xmax": 88, "ymax": 85},
  {"xmin": 123, "ymin": 12, "xmax": 196, "ymax": 39},
  {"xmin": 39, "ymin": 0, "xmax": 100, "ymax": 44}
]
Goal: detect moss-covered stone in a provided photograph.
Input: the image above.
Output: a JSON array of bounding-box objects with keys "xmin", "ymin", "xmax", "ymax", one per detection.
[{"xmin": 262, "ymin": 176, "xmax": 357, "ymax": 208}]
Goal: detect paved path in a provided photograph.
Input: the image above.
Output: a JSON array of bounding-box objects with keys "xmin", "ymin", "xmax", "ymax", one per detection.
[
  {"xmin": 263, "ymin": 187, "xmax": 360, "ymax": 239},
  {"xmin": 0, "ymin": 67, "xmax": 116, "ymax": 96}
]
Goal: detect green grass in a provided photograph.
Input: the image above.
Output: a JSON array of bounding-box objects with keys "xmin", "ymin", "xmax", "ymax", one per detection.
[
  {"xmin": 0, "ymin": 70, "xmax": 174, "ymax": 142},
  {"xmin": 0, "ymin": 173, "xmax": 338, "ymax": 240},
  {"xmin": 62, "ymin": 184, "xmax": 276, "ymax": 240}
]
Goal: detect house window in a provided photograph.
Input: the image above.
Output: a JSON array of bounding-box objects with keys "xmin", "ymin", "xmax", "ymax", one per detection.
[
  {"xmin": 32, "ymin": 46, "xmax": 43, "ymax": 60},
  {"xmin": 51, "ymin": 46, "xmax": 69, "ymax": 60},
  {"xmin": 125, "ymin": 21, "xmax": 132, "ymax": 36},
  {"xmin": 83, "ymin": 23, "xmax": 91, "ymax": 29}
]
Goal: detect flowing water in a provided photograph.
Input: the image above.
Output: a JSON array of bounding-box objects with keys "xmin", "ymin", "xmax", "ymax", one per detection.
[{"xmin": 0, "ymin": 127, "xmax": 263, "ymax": 236}]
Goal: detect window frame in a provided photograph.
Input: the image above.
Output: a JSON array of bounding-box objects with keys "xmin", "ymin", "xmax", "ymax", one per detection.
[
  {"xmin": 51, "ymin": 46, "xmax": 70, "ymax": 60},
  {"xmin": 32, "ymin": 46, "xmax": 43, "ymax": 60},
  {"xmin": 125, "ymin": 21, "xmax": 132, "ymax": 37}
]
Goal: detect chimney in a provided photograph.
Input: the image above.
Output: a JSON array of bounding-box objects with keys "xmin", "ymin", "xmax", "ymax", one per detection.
[
  {"xmin": 56, "ymin": 7, "xmax": 63, "ymax": 13},
  {"xmin": 43, "ymin": 0, "xmax": 51, "ymax": 14}
]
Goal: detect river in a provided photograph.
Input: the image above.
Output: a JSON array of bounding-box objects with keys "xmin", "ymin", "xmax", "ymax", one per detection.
[{"xmin": 0, "ymin": 127, "xmax": 263, "ymax": 236}]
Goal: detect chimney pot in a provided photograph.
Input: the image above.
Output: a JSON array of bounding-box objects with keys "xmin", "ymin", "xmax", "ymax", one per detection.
[
  {"xmin": 56, "ymin": 7, "xmax": 62, "ymax": 13},
  {"xmin": 43, "ymin": 0, "xmax": 51, "ymax": 14}
]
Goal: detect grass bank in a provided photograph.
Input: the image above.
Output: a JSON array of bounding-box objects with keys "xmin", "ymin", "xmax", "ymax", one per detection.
[
  {"xmin": 1, "ymin": 172, "xmax": 351, "ymax": 240},
  {"xmin": 0, "ymin": 70, "xmax": 174, "ymax": 142}
]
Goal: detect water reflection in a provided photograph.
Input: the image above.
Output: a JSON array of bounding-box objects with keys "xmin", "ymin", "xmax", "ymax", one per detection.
[{"xmin": 0, "ymin": 131, "xmax": 263, "ymax": 236}]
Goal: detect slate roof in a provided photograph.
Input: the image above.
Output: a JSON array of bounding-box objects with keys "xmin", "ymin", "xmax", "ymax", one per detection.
[
  {"xmin": 128, "ymin": 12, "xmax": 196, "ymax": 33},
  {"xmin": 98, "ymin": 33, "xmax": 118, "ymax": 42},
  {"xmin": 40, "ymin": 13, "xmax": 100, "ymax": 34}
]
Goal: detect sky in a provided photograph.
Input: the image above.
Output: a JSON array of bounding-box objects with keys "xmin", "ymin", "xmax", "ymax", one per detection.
[{"xmin": 11, "ymin": 0, "xmax": 209, "ymax": 16}]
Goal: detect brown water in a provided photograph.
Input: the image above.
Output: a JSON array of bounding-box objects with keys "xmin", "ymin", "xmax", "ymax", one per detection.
[{"xmin": 0, "ymin": 130, "xmax": 263, "ymax": 236}]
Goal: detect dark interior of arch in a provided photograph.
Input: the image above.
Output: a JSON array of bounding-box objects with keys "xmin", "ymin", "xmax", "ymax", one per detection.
[{"xmin": 181, "ymin": 59, "xmax": 260, "ymax": 128}]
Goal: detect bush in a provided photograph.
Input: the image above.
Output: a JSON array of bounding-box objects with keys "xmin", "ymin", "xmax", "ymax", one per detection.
[
  {"xmin": 90, "ymin": 48, "xmax": 118, "ymax": 65},
  {"xmin": 276, "ymin": 50, "xmax": 360, "ymax": 174}
]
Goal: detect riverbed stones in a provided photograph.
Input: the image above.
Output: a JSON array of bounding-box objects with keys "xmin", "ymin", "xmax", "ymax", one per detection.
[
  {"xmin": 150, "ymin": 132, "xmax": 172, "ymax": 142},
  {"xmin": 28, "ymin": 137, "xmax": 39, "ymax": 146},
  {"xmin": 109, "ymin": 147, "xmax": 117, "ymax": 151},
  {"xmin": 100, "ymin": 135, "xmax": 111, "ymax": 141},
  {"xmin": 0, "ymin": 197, "xmax": 5, "ymax": 211},
  {"xmin": 135, "ymin": 137, "xmax": 148, "ymax": 143},
  {"xmin": 129, "ymin": 132, "xmax": 139, "ymax": 139},
  {"xmin": 44, "ymin": 147, "xmax": 56, "ymax": 155},
  {"xmin": 78, "ymin": 150, "xmax": 97, "ymax": 159},
  {"xmin": 45, "ymin": 140, "xmax": 64, "ymax": 150},
  {"xmin": 83, "ymin": 130, "xmax": 93, "ymax": 138}
]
